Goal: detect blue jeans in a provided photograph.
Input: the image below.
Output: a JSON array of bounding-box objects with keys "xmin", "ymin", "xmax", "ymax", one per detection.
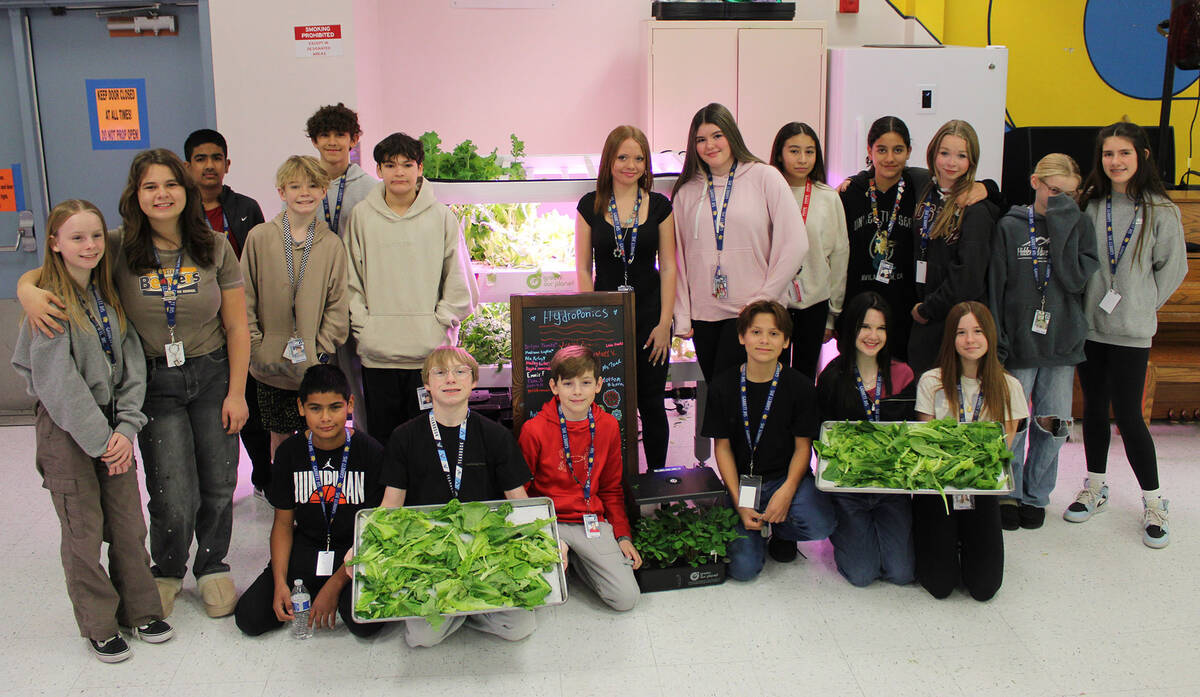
[
  {"xmin": 1006, "ymin": 365, "xmax": 1074, "ymax": 508},
  {"xmin": 828, "ymin": 493, "xmax": 915, "ymax": 587},
  {"xmin": 727, "ymin": 473, "xmax": 836, "ymax": 581},
  {"xmin": 139, "ymin": 348, "xmax": 239, "ymax": 580}
]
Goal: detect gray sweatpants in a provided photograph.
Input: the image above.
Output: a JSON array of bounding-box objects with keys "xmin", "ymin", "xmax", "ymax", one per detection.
[
  {"xmin": 403, "ymin": 608, "xmax": 536, "ymax": 648},
  {"xmin": 558, "ymin": 521, "xmax": 640, "ymax": 612}
]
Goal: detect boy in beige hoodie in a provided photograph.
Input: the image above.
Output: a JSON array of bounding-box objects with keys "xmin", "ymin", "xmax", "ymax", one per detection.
[
  {"xmin": 241, "ymin": 156, "xmax": 350, "ymax": 467},
  {"xmin": 344, "ymin": 133, "xmax": 478, "ymax": 443}
]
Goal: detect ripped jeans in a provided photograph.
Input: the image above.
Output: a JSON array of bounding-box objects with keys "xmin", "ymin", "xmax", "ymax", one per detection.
[{"xmin": 1005, "ymin": 365, "xmax": 1075, "ymax": 508}]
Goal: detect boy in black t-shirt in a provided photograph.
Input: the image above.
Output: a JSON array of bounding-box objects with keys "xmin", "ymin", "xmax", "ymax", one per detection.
[
  {"xmin": 234, "ymin": 365, "xmax": 384, "ymax": 638},
  {"xmin": 701, "ymin": 300, "xmax": 837, "ymax": 582},
  {"xmin": 380, "ymin": 346, "xmax": 536, "ymax": 647}
]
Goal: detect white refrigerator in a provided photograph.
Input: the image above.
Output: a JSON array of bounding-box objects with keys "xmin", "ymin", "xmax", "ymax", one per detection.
[{"xmin": 825, "ymin": 45, "xmax": 1010, "ymax": 187}]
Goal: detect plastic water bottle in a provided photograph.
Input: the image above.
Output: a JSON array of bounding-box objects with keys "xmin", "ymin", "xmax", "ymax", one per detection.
[{"xmin": 290, "ymin": 579, "xmax": 312, "ymax": 639}]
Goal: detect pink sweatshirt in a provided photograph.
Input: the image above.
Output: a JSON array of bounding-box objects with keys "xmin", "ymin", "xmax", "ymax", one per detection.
[{"xmin": 672, "ymin": 160, "xmax": 808, "ymax": 333}]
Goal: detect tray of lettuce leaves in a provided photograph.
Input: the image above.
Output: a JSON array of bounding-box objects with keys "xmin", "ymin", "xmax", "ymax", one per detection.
[
  {"xmin": 350, "ymin": 497, "xmax": 566, "ymax": 625},
  {"xmin": 814, "ymin": 420, "xmax": 1014, "ymax": 497}
]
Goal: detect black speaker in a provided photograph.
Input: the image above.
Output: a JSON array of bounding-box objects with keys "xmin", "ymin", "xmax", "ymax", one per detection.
[
  {"xmin": 1001, "ymin": 126, "xmax": 1175, "ymax": 206},
  {"xmin": 1169, "ymin": 0, "xmax": 1200, "ymax": 70}
]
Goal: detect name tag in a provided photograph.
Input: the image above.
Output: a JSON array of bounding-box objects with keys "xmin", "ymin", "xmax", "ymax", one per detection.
[
  {"xmin": 1031, "ymin": 310, "xmax": 1050, "ymax": 335},
  {"xmin": 738, "ymin": 474, "xmax": 762, "ymax": 511},
  {"xmin": 1099, "ymin": 289, "xmax": 1121, "ymax": 314},
  {"xmin": 952, "ymin": 494, "xmax": 974, "ymax": 511},
  {"xmin": 582, "ymin": 513, "xmax": 601, "ymax": 539},
  {"xmin": 284, "ymin": 337, "xmax": 307, "ymax": 364},
  {"xmin": 875, "ymin": 260, "xmax": 894, "ymax": 284},
  {"xmin": 164, "ymin": 341, "xmax": 185, "ymax": 367},
  {"xmin": 914, "ymin": 260, "xmax": 927, "ymax": 284},
  {"xmin": 316, "ymin": 550, "xmax": 335, "ymax": 576}
]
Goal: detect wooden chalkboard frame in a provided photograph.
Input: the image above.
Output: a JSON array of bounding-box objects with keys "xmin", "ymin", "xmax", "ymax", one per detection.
[{"xmin": 510, "ymin": 292, "xmax": 640, "ymax": 483}]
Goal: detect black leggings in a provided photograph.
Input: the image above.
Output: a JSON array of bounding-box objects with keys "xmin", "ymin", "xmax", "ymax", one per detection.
[
  {"xmin": 912, "ymin": 494, "xmax": 1003, "ymax": 602},
  {"xmin": 635, "ymin": 336, "xmax": 670, "ymax": 471},
  {"xmin": 788, "ymin": 301, "xmax": 828, "ymax": 382},
  {"xmin": 691, "ymin": 318, "xmax": 745, "ymax": 384},
  {"xmin": 1077, "ymin": 341, "xmax": 1159, "ymax": 490}
]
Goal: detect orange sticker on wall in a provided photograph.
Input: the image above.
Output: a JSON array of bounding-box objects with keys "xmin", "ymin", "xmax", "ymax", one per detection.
[{"xmin": 0, "ymin": 169, "xmax": 15, "ymax": 213}]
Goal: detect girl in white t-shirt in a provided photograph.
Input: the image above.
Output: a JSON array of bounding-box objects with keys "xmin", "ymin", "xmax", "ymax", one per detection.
[{"xmin": 913, "ymin": 301, "xmax": 1028, "ymax": 601}]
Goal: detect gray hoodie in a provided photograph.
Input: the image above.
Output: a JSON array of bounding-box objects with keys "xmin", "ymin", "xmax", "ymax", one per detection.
[
  {"xmin": 323, "ymin": 162, "xmax": 377, "ymax": 238},
  {"xmin": 988, "ymin": 195, "xmax": 1100, "ymax": 368},
  {"xmin": 12, "ymin": 296, "xmax": 147, "ymax": 457},
  {"xmin": 1082, "ymin": 193, "xmax": 1187, "ymax": 348}
]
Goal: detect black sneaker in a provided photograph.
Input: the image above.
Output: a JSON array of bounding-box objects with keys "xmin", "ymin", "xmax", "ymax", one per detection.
[
  {"xmin": 89, "ymin": 634, "xmax": 131, "ymax": 663},
  {"xmin": 1018, "ymin": 504, "xmax": 1046, "ymax": 530},
  {"xmin": 128, "ymin": 619, "xmax": 174, "ymax": 644},
  {"xmin": 767, "ymin": 535, "xmax": 798, "ymax": 563},
  {"xmin": 1000, "ymin": 503, "xmax": 1020, "ymax": 531}
]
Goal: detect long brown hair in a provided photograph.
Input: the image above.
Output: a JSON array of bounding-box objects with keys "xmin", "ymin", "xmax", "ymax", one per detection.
[
  {"xmin": 1079, "ymin": 121, "xmax": 1170, "ymax": 263},
  {"xmin": 922, "ymin": 120, "xmax": 980, "ymax": 241},
  {"xmin": 935, "ymin": 302, "xmax": 1011, "ymax": 423},
  {"xmin": 118, "ymin": 148, "xmax": 216, "ymax": 273},
  {"xmin": 671, "ymin": 103, "xmax": 763, "ymax": 199},
  {"xmin": 38, "ymin": 200, "xmax": 126, "ymax": 332},
  {"xmin": 594, "ymin": 125, "xmax": 653, "ymax": 216}
]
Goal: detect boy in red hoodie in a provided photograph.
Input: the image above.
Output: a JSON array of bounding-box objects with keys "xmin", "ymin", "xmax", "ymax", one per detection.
[{"xmin": 518, "ymin": 345, "xmax": 642, "ymax": 611}]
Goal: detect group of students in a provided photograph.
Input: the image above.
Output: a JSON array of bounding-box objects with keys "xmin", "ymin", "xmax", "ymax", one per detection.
[{"xmin": 11, "ymin": 98, "xmax": 1187, "ymax": 662}]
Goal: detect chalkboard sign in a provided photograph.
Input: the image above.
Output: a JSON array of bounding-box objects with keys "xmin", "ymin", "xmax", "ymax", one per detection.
[{"xmin": 511, "ymin": 292, "xmax": 639, "ymax": 478}]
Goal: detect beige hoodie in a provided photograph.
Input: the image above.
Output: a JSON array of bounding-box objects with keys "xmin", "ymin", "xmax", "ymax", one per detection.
[
  {"xmin": 241, "ymin": 212, "xmax": 349, "ymax": 390},
  {"xmin": 344, "ymin": 180, "xmax": 479, "ymax": 369}
]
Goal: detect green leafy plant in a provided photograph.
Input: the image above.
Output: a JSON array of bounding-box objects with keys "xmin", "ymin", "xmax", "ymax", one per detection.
[
  {"xmin": 459, "ymin": 302, "xmax": 512, "ymax": 368},
  {"xmin": 350, "ymin": 500, "xmax": 561, "ymax": 627},
  {"xmin": 420, "ymin": 131, "xmax": 526, "ymax": 181},
  {"xmin": 633, "ymin": 502, "xmax": 743, "ymax": 569},
  {"xmin": 454, "ymin": 203, "xmax": 575, "ymax": 269}
]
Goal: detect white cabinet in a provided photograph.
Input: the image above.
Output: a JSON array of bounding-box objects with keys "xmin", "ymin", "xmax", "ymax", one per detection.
[{"xmin": 646, "ymin": 21, "xmax": 826, "ymax": 161}]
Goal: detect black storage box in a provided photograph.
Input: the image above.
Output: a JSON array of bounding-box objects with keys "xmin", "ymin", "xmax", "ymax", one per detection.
[
  {"xmin": 651, "ymin": 1, "xmax": 795, "ymax": 21},
  {"xmin": 635, "ymin": 560, "xmax": 727, "ymax": 593}
]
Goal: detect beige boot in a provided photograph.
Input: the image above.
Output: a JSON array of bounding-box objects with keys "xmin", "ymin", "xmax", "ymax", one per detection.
[
  {"xmin": 155, "ymin": 577, "xmax": 182, "ymax": 618},
  {"xmin": 196, "ymin": 572, "xmax": 237, "ymax": 618}
]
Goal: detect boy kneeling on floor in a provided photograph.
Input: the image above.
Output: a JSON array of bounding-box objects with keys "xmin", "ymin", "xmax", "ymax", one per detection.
[
  {"xmin": 519, "ymin": 345, "xmax": 642, "ymax": 611},
  {"xmin": 380, "ymin": 346, "xmax": 537, "ymax": 647},
  {"xmin": 234, "ymin": 364, "xmax": 385, "ymax": 638},
  {"xmin": 701, "ymin": 300, "xmax": 837, "ymax": 581}
]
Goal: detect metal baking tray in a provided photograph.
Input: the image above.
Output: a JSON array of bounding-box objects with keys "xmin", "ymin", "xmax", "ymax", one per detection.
[
  {"xmin": 815, "ymin": 420, "xmax": 1014, "ymax": 496},
  {"xmin": 350, "ymin": 496, "xmax": 567, "ymax": 624}
]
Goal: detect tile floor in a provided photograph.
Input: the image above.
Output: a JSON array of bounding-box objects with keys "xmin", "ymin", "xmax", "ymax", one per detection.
[{"xmin": 2, "ymin": 407, "xmax": 1198, "ymax": 697}]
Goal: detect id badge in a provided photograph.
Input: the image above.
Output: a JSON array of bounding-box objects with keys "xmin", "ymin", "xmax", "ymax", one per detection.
[
  {"xmin": 788, "ymin": 278, "xmax": 802, "ymax": 304},
  {"xmin": 915, "ymin": 260, "xmax": 928, "ymax": 284},
  {"xmin": 416, "ymin": 387, "xmax": 433, "ymax": 411},
  {"xmin": 875, "ymin": 260, "xmax": 894, "ymax": 284},
  {"xmin": 316, "ymin": 550, "xmax": 335, "ymax": 576},
  {"xmin": 164, "ymin": 341, "xmax": 186, "ymax": 367},
  {"xmin": 1031, "ymin": 310, "xmax": 1051, "ymax": 335},
  {"xmin": 284, "ymin": 337, "xmax": 307, "ymax": 364},
  {"xmin": 617, "ymin": 285, "xmax": 635, "ymax": 293},
  {"xmin": 952, "ymin": 494, "xmax": 975, "ymax": 511},
  {"xmin": 738, "ymin": 474, "xmax": 762, "ymax": 511},
  {"xmin": 582, "ymin": 513, "xmax": 601, "ymax": 539},
  {"xmin": 1099, "ymin": 289, "xmax": 1122, "ymax": 314},
  {"xmin": 712, "ymin": 267, "xmax": 729, "ymax": 300}
]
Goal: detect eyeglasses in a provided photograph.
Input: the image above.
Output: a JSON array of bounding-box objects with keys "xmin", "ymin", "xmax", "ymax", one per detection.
[{"xmin": 429, "ymin": 367, "xmax": 473, "ymax": 379}]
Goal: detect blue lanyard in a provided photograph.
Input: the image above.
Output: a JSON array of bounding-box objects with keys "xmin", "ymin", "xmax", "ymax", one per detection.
[
  {"xmin": 706, "ymin": 161, "xmax": 737, "ymax": 254},
  {"xmin": 868, "ymin": 176, "xmax": 905, "ymax": 249},
  {"xmin": 739, "ymin": 362, "xmax": 781, "ymax": 473},
  {"xmin": 85, "ymin": 284, "xmax": 115, "ymax": 366},
  {"xmin": 152, "ymin": 248, "xmax": 184, "ymax": 338},
  {"xmin": 1104, "ymin": 195, "xmax": 1139, "ymax": 277},
  {"xmin": 307, "ymin": 428, "xmax": 351, "ymax": 550},
  {"xmin": 323, "ymin": 175, "xmax": 347, "ymax": 234},
  {"xmin": 1026, "ymin": 206, "xmax": 1052, "ymax": 297},
  {"xmin": 916, "ymin": 188, "xmax": 939, "ymax": 259},
  {"xmin": 956, "ymin": 382, "xmax": 985, "ymax": 422},
  {"xmin": 430, "ymin": 411, "xmax": 468, "ymax": 497},
  {"xmin": 557, "ymin": 401, "xmax": 596, "ymax": 502},
  {"xmin": 607, "ymin": 189, "xmax": 642, "ymax": 283},
  {"xmin": 854, "ymin": 366, "xmax": 884, "ymax": 422}
]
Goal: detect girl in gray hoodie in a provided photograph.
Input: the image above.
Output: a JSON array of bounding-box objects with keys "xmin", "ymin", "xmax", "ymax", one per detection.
[{"xmin": 1066, "ymin": 122, "xmax": 1187, "ymax": 549}]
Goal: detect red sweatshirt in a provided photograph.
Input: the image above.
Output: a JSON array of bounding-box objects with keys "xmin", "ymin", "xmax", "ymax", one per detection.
[{"xmin": 518, "ymin": 398, "xmax": 631, "ymax": 539}]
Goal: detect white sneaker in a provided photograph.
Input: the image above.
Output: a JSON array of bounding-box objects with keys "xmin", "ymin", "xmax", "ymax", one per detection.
[
  {"xmin": 1142, "ymin": 497, "xmax": 1170, "ymax": 549},
  {"xmin": 1064, "ymin": 479, "xmax": 1108, "ymax": 523}
]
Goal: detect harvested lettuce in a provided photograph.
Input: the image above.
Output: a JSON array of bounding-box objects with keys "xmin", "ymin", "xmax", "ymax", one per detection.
[{"xmin": 350, "ymin": 500, "xmax": 561, "ymax": 626}]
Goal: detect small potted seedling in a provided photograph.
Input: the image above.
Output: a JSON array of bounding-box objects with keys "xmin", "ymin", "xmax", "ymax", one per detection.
[{"xmin": 632, "ymin": 502, "xmax": 743, "ymax": 592}]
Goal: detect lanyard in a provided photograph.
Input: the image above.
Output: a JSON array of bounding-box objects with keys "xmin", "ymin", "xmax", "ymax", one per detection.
[
  {"xmin": 854, "ymin": 366, "xmax": 884, "ymax": 422},
  {"xmin": 307, "ymin": 428, "xmax": 351, "ymax": 551},
  {"xmin": 323, "ymin": 175, "xmax": 347, "ymax": 234},
  {"xmin": 281, "ymin": 213, "xmax": 316, "ymax": 335},
  {"xmin": 706, "ymin": 161, "xmax": 737, "ymax": 255},
  {"xmin": 1026, "ymin": 206, "xmax": 1052, "ymax": 299},
  {"xmin": 152, "ymin": 248, "xmax": 184, "ymax": 342},
  {"xmin": 430, "ymin": 411, "xmax": 468, "ymax": 497},
  {"xmin": 868, "ymin": 176, "xmax": 905, "ymax": 251},
  {"xmin": 739, "ymin": 362, "xmax": 781, "ymax": 473},
  {"xmin": 915, "ymin": 188, "xmax": 939, "ymax": 259},
  {"xmin": 85, "ymin": 284, "xmax": 116, "ymax": 366},
  {"xmin": 1104, "ymin": 195, "xmax": 1140, "ymax": 278},
  {"xmin": 607, "ymin": 189, "xmax": 642, "ymax": 288},
  {"xmin": 957, "ymin": 382, "xmax": 986, "ymax": 422},
  {"xmin": 799, "ymin": 179, "xmax": 812, "ymax": 223},
  {"xmin": 557, "ymin": 402, "xmax": 596, "ymax": 502}
]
